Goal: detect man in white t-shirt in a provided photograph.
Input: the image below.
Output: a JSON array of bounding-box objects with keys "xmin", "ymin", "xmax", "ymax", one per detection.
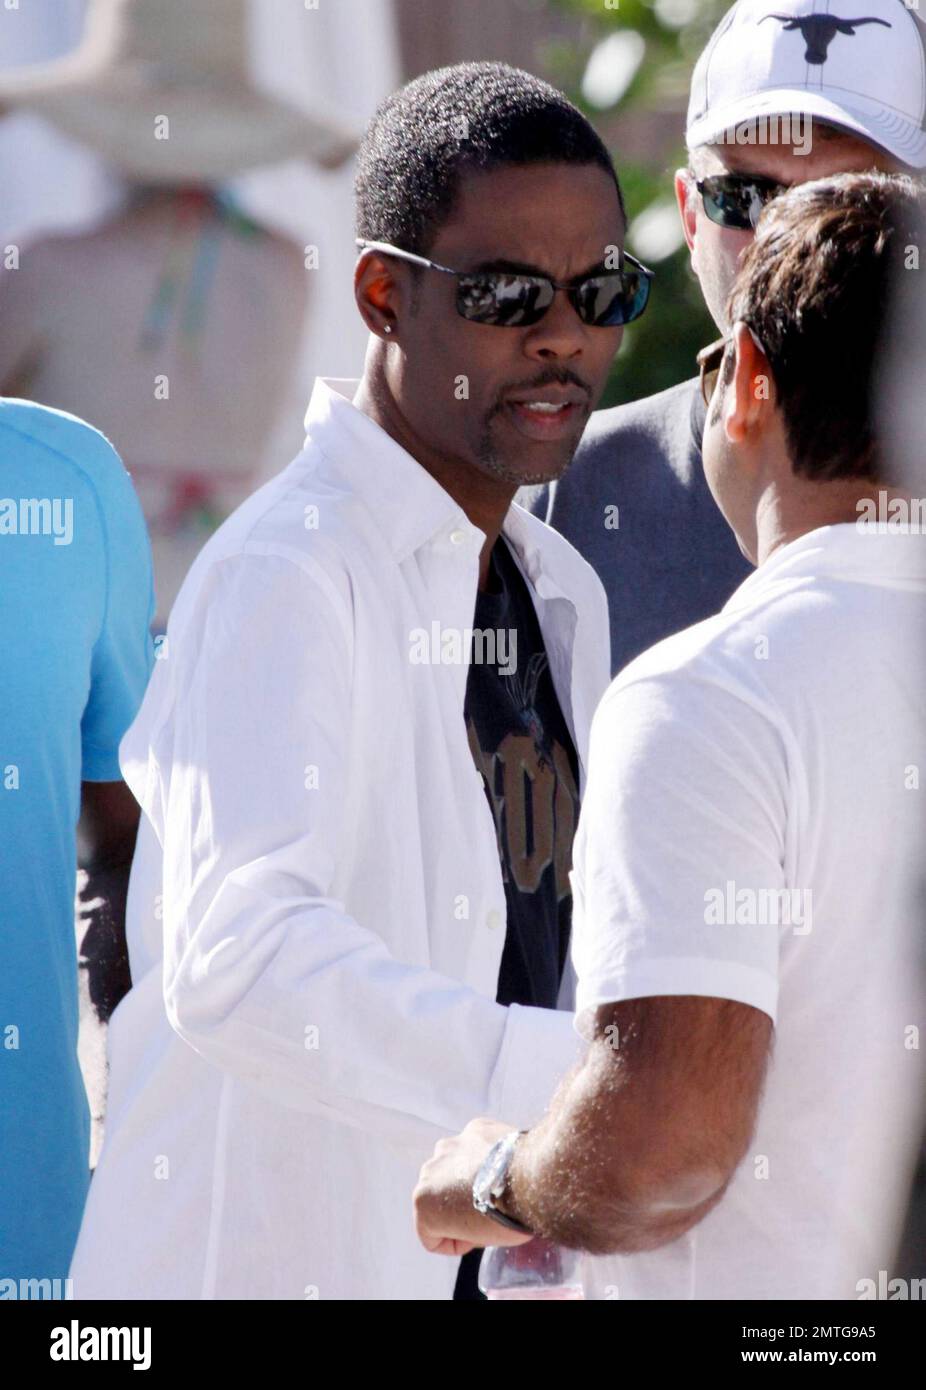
[{"xmin": 414, "ymin": 170, "xmax": 926, "ymax": 1300}]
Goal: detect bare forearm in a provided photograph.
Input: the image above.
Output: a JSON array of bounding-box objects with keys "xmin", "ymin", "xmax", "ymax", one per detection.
[
  {"xmin": 413, "ymin": 997, "xmax": 770, "ymax": 1260},
  {"xmin": 498, "ymin": 995, "xmax": 772, "ymax": 1254},
  {"xmin": 502, "ymin": 1050, "xmax": 728, "ymax": 1254}
]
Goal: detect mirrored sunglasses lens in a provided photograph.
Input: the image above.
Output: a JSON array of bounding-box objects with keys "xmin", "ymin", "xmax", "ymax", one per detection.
[
  {"xmin": 703, "ymin": 179, "xmax": 777, "ymax": 231},
  {"xmin": 703, "ymin": 184, "xmax": 754, "ymax": 230},
  {"xmin": 575, "ymin": 274, "xmax": 649, "ymax": 327},
  {"xmin": 620, "ymin": 273, "xmax": 650, "ymax": 324},
  {"xmin": 456, "ymin": 274, "xmax": 551, "ymax": 325}
]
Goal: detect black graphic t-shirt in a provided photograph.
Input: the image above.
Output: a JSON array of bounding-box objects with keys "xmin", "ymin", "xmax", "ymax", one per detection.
[
  {"xmin": 453, "ymin": 535, "xmax": 580, "ymax": 1300},
  {"xmin": 465, "ymin": 536, "xmax": 580, "ymax": 1008}
]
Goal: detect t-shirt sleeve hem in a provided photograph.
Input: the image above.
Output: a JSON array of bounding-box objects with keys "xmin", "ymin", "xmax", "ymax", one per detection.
[
  {"xmin": 575, "ymin": 957, "xmax": 778, "ymax": 1040},
  {"xmin": 80, "ymin": 746, "xmax": 125, "ymax": 782}
]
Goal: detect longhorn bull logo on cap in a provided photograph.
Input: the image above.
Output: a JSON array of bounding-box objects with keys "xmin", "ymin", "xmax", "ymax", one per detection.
[{"xmin": 761, "ymin": 12, "xmax": 891, "ymax": 65}]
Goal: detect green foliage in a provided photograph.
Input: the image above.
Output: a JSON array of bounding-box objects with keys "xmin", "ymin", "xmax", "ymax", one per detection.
[{"xmin": 604, "ymin": 245, "xmax": 711, "ymax": 407}]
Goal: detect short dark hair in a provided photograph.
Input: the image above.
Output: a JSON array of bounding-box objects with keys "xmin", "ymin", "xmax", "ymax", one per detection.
[
  {"xmin": 727, "ymin": 171, "xmax": 925, "ymax": 482},
  {"xmin": 355, "ymin": 61, "xmax": 624, "ymax": 256}
]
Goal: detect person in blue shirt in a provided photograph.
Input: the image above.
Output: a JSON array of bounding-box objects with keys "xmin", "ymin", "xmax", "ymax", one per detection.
[{"xmin": 0, "ymin": 398, "xmax": 154, "ymax": 1289}]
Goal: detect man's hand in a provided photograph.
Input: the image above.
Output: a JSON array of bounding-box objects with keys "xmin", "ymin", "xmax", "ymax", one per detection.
[{"xmin": 413, "ymin": 1117, "xmax": 534, "ymax": 1255}]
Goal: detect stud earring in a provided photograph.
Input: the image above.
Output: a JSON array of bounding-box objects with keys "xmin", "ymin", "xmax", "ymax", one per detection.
[{"xmin": 383, "ymin": 324, "xmax": 393, "ymax": 335}]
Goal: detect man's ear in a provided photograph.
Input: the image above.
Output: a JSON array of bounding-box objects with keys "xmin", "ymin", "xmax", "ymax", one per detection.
[
  {"xmin": 674, "ymin": 168, "xmax": 698, "ymax": 254},
  {"xmin": 723, "ymin": 321, "xmax": 773, "ymax": 444},
  {"xmin": 354, "ymin": 251, "xmax": 400, "ymax": 339}
]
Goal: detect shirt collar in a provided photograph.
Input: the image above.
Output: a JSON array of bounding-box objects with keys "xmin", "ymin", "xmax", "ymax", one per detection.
[
  {"xmin": 303, "ymin": 378, "xmax": 484, "ymax": 562},
  {"xmin": 303, "ymin": 378, "xmax": 582, "ymax": 608},
  {"xmin": 722, "ymin": 522, "xmax": 926, "ymax": 616},
  {"xmin": 501, "ymin": 502, "xmax": 574, "ymax": 605}
]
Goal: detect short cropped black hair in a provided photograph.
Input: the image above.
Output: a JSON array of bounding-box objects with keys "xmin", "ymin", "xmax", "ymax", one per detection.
[
  {"xmin": 728, "ymin": 171, "xmax": 925, "ymax": 482},
  {"xmin": 355, "ymin": 61, "xmax": 624, "ymax": 256}
]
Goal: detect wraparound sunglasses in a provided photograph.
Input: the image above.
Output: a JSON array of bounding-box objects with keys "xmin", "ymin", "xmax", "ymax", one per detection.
[
  {"xmin": 696, "ymin": 173, "xmax": 785, "ymax": 231},
  {"xmin": 356, "ymin": 238, "xmax": 654, "ymax": 327},
  {"xmin": 696, "ymin": 326, "xmax": 769, "ymax": 407}
]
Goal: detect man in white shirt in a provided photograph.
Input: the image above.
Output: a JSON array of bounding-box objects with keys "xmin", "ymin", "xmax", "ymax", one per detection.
[
  {"xmin": 68, "ymin": 61, "xmax": 653, "ymax": 1299},
  {"xmin": 414, "ymin": 170, "xmax": 926, "ymax": 1300}
]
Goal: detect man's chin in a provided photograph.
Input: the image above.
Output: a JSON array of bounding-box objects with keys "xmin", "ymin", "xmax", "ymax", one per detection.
[
  {"xmin": 481, "ymin": 421, "xmax": 587, "ymax": 486},
  {"xmin": 481, "ymin": 448, "xmax": 579, "ymax": 488}
]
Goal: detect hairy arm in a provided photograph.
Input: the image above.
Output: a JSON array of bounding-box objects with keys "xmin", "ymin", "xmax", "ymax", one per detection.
[
  {"xmin": 414, "ymin": 662, "xmax": 786, "ymax": 1256},
  {"xmin": 502, "ymin": 994, "xmax": 773, "ymax": 1255}
]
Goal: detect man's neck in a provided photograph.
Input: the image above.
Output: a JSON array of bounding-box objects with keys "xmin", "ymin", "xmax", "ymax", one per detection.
[
  {"xmin": 755, "ymin": 478, "xmax": 914, "ymax": 567},
  {"xmin": 353, "ymin": 369, "xmax": 516, "ymax": 589}
]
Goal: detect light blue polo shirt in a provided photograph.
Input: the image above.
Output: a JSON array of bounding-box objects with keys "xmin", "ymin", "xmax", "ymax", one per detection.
[{"xmin": 0, "ymin": 399, "xmax": 155, "ymax": 1286}]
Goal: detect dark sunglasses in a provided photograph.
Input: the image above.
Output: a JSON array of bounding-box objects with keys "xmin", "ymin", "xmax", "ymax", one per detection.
[
  {"xmin": 695, "ymin": 174, "xmax": 785, "ymax": 231},
  {"xmin": 696, "ymin": 326, "xmax": 768, "ymax": 407},
  {"xmin": 356, "ymin": 238, "xmax": 654, "ymax": 327},
  {"xmin": 696, "ymin": 336, "xmax": 728, "ymax": 407}
]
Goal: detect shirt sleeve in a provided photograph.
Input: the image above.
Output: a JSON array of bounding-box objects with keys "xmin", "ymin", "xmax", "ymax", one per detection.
[
  {"xmin": 80, "ymin": 446, "xmax": 156, "ymax": 781},
  {"xmin": 156, "ymin": 551, "xmax": 583, "ymax": 1148},
  {"xmin": 572, "ymin": 665, "xmax": 792, "ymax": 1037}
]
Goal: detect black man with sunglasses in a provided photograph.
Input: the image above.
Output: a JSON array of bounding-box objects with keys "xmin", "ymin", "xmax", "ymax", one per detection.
[
  {"xmin": 528, "ymin": 0, "xmax": 924, "ymax": 678},
  {"xmin": 352, "ymin": 61, "xmax": 650, "ymax": 1302},
  {"xmin": 68, "ymin": 61, "xmax": 646, "ymax": 1302}
]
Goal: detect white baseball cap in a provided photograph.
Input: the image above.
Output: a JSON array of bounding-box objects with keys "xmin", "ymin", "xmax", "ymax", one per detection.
[{"xmin": 686, "ymin": 0, "xmax": 926, "ymax": 169}]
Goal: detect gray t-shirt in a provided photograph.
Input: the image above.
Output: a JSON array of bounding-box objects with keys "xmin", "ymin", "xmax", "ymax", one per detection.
[{"xmin": 522, "ymin": 377, "xmax": 753, "ymax": 677}]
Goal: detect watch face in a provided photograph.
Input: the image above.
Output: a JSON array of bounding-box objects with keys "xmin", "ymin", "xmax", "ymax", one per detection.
[{"xmin": 474, "ymin": 1134, "xmax": 515, "ymax": 1209}]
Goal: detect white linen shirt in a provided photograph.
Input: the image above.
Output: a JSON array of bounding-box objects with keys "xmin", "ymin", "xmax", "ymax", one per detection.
[{"xmin": 69, "ymin": 377, "xmax": 610, "ymax": 1301}]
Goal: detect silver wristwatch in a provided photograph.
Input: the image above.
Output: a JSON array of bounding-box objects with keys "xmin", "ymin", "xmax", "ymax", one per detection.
[{"xmin": 472, "ymin": 1129, "xmax": 533, "ymax": 1235}]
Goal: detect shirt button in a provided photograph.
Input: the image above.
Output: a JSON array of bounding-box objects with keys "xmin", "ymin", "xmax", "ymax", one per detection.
[
  {"xmin": 449, "ymin": 528, "xmax": 467, "ymax": 546},
  {"xmin": 486, "ymin": 909, "xmax": 502, "ymax": 931}
]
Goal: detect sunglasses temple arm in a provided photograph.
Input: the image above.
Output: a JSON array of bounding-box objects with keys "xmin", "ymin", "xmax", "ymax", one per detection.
[
  {"xmin": 619, "ymin": 250, "xmax": 655, "ymax": 278},
  {"xmin": 355, "ymin": 240, "xmax": 457, "ymax": 276}
]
